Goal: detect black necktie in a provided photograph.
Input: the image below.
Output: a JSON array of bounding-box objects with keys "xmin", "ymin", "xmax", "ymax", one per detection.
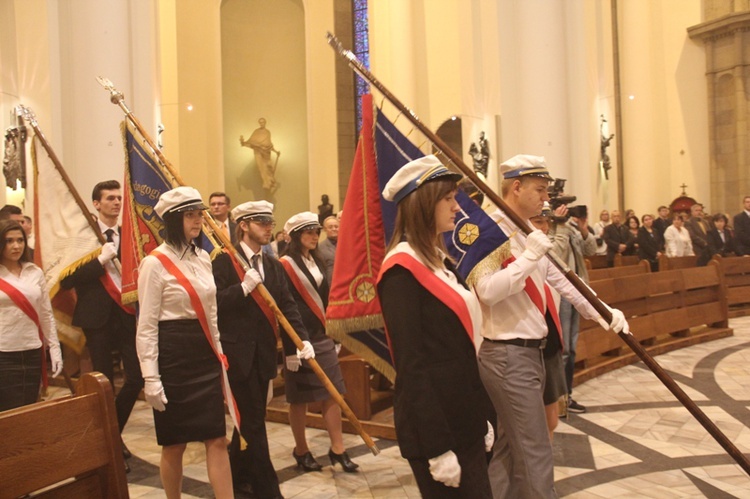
[
  {"xmin": 105, "ymin": 229, "xmax": 114, "ymax": 243},
  {"xmin": 251, "ymin": 254, "xmax": 261, "ymax": 273}
]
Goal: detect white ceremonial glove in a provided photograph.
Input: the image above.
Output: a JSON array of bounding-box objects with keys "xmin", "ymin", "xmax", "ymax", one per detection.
[
  {"xmin": 297, "ymin": 340, "xmax": 315, "ymax": 360},
  {"xmin": 97, "ymin": 242, "xmax": 118, "ymax": 264},
  {"xmin": 334, "ymin": 342, "xmax": 342, "ymax": 355},
  {"xmin": 144, "ymin": 376, "xmax": 168, "ymax": 412},
  {"xmin": 286, "ymin": 355, "xmax": 301, "ymax": 372},
  {"xmin": 428, "ymin": 450, "xmax": 461, "ymax": 488},
  {"xmin": 521, "ymin": 230, "xmax": 554, "ymax": 262},
  {"xmin": 596, "ymin": 306, "xmax": 631, "ymax": 335},
  {"xmin": 242, "ymin": 268, "xmax": 262, "ymax": 295},
  {"xmin": 49, "ymin": 343, "xmax": 63, "ymax": 378},
  {"xmin": 484, "ymin": 421, "xmax": 495, "ymax": 452}
]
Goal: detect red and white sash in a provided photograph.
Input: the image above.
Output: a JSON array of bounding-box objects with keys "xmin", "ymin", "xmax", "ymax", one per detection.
[
  {"xmin": 502, "ymin": 255, "xmax": 563, "ymax": 345},
  {"xmin": 0, "ymin": 276, "xmax": 48, "ymax": 387},
  {"xmin": 280, "ymin": 256, "xmax": 326, "ymax": 327},
  {"xmin": 99, "ymin": 271, "xmax": 135, "ymax": 315},
  {"xmin": 226, "ymin": 250, "xmax": 279, "ymax": 339},
  {"xmin": 151, "ymin": 250, "xmax": 241, "ymax": 433}
]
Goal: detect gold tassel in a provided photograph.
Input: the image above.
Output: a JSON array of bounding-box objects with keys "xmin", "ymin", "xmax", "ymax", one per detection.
[{"xmin": 466, "ymin": 241, "xmax": 513, "ymax": 288}]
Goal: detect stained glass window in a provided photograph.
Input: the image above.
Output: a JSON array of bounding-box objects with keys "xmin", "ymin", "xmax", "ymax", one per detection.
[{"xmin": 353, "ymin": 0, "xmax": 369, "ymax": 136}]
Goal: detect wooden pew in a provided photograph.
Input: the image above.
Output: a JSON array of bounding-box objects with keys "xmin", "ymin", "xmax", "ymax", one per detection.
[
  {"xmin": 574, "ymin": 264, "xmax": 732, "ymax": 385},
  {"xmin": 588, "ymin": 259, "xmax": 650, "ymax": 282},
  {"xmin": 614, "ymin": 254, "xmax": 640, "ymax": 267},
  {"xmin": 658, "ymin": 254, "xmax": 698, "ymax": 271},
  {"xmin": 585, "ymin": 254, "xmax": 609, "ymax": 270},
  {"xmin": 0, "ymin": 372, "xmax": 129, "ymax": 498},
  {"xmin": 712, "ymin": 255, "xmax": 750, "ymax": 318},
  {"xmin": 338, "ymin": 354, "xmax": 394, "ymax": 420}
]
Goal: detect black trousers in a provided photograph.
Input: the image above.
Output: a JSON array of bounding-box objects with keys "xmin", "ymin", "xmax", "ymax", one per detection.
[
  {"xmin": 229, "ymin": 359, "xmax": 282, "ymax": 499},
  {"xmin": 0, "ymin": 348, "xmax": 42, "ymax": 412},
  {"xmin": 408, "ymin": 438, "xmax": 492, "ymax": 499},
  {"xmin": 84, "ymin": 307, "xmax": 143, "ymax": 432}
]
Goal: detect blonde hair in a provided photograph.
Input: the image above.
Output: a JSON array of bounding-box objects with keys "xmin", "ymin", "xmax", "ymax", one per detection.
[{"xmin": 386, "ymin": 179, "xmax": 457, "ymax": 270}]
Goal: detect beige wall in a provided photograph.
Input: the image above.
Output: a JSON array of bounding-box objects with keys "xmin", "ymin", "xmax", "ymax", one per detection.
[{"xmin": 221, "ymin": 0, "xmax": 308, "ymax": 226}]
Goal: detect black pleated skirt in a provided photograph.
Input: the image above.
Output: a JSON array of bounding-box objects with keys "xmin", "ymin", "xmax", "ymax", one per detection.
[
  {"xmin": 284, "ymin": 335, "xmax": 345, "ymax": 404},
  {"xmin": 154, "ymin": 320, "xmax": 226, "ymax": 446},
  {"xmin": 0, "ymin": 348, "xmax": 42, "ymax": 412}
]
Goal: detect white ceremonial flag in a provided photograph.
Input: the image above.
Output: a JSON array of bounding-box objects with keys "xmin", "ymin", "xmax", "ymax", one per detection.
[{"xmin": 31, "ymin": 135, "xmax": 101, "ymax": 353}]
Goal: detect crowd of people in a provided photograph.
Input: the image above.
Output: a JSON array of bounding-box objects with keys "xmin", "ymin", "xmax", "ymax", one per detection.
[{"xmin": 1, "ymin": 162, "xmax": 748, "ymax": 498}]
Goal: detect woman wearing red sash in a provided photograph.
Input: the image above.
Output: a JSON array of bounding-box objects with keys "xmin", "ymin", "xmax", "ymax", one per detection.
[
  {"xmin": 136, "ymin": 187, "xmax": 233, "ymax": 499},
  {"xmin": 0, "ymin": 220, "xmax": 63, "ymax": 411},
  {"xmin": 280, "ymin": 211, "xmax": 359, "ymax": 473},
  {"xmin": 376, "ymin": 156, "xmax": 494, "ymax": 498}
]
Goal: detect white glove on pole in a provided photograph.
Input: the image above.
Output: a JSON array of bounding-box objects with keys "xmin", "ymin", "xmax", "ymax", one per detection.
[
  {"xmin": 49, "ymin": 343, "xmax": 63, "ymax": 378},
  {"xmin": 596, "ymin": 305, "xmax": 631, "ymax": 335},
  {"xmin": 97, "ymin": 242, "xmax": 118, "ymax": 264},
  {"xmin": 521, "ymin": 230, "xmax": 554, "ymax": 261},
  {"xmin": 484, "ymin": 421, "xmax": 495, "ymax": 452},
  {"xmin": 285, "ymin": 355, "xmax": 301, "ymax": 372},
  {"xmin": 144, "ymin": 376, "xmax": 168, "ymax": 411},
  {"xmin": 297, "ymin": 340, "xmax": 315, "ymax": 360},
  {"xmin": 241, "ymin": 268, "xmax": 262, "ymax": 295},
  {"xmin": 428, "ymin": 450, "xmax": 461, "ymax": 488}
]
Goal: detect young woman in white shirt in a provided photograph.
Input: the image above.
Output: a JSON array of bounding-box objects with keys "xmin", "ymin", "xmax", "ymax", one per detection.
[
  {"xmin": 0, "ymin": 220, "xmax": 62, "ymax": 411},
  {"xmin": 136, "ymin": 187, "xmax": 233, "ymax": 499}
]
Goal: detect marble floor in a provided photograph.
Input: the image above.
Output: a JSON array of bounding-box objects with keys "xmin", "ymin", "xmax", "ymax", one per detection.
[{"xmin": 46, "ymin": 316, "xmax": 750, "ymax": 497}]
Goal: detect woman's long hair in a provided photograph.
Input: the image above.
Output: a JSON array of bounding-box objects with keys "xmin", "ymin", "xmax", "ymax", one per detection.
[
  {"xmin": 162, "ymin": 211, "xmax": 205, "ymax": 250},
  {"xmin": 386, "ymin": 178, "xmax": 457, "ymax": 270},
  {"xmin": 282, "ymin": 228, "xmax": 324, "ymax": 270},
  {"xmin": 0, "ymin": 220, "xmax": 31, "ymax": 264}
]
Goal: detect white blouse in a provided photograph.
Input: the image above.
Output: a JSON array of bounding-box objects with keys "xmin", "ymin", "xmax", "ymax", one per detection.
[
  {"xmin": 136, "ymin": 243, "xmax": 221, "ymax": 378},
  {"xmin": 0, "ymin": 262, "xmax": 59, "ymax": 352},
  {"xmin": 664, "ymin": 225, "xmax": 694, "ymax": 257}
]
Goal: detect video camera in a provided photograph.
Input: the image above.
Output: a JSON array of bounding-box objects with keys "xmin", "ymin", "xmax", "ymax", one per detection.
[{"xmin": 548, "ymin": 178, "xmax": 587, "ymax": 220}]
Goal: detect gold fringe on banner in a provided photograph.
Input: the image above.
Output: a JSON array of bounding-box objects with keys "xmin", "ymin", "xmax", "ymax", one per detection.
[{"xmin": 466, "ymin": 240, "xmax": 513, "ymax": 289}]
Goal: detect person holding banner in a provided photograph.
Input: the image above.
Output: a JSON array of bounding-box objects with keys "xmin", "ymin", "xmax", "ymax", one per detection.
[
  {"xmin": 377, "ymin": 156, "xmax": 494, "ymax": 498},
  {"xmin": 136, "ymin": 186, "xmax": 233, "ymax": 499},
  {"xmin": 474, "ymin": 155, "xmax": 630, "ymax": 498},
  {"xmin": 59, "ymin": 180, "xmax": 142, "ymax": 458},
  {"xmin": 280, "ymin": 211, "xmax": 359, "ymax": 473},
  {"xmin": 212, "ymin": 200, "xmax": 306, "ymax": 498},
  {"xmin": 0, "ymin": 220, "xmax": 63, "ymax": 411}
]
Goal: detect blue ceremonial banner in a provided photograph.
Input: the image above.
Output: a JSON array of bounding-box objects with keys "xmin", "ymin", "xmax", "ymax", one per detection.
[
  {"xmin": 444, "ymin": 191, "xmax": 511, "ymax": 286},
  {"xmin": 120, "ymin": 121, "xmax": 216, "ymax": 303},
  {"xmin": 374, "ymin": 111, "xmax": 424, "ymax": 245}
]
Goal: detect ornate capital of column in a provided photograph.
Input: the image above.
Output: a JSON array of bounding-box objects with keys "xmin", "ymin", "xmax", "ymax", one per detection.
[{"xmin": 688, "ymin": 12, "xmax": 750, "ymax": 43}]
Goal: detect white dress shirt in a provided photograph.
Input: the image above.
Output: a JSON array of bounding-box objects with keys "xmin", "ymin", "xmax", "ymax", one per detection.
[
  {"xmin": 301, "ymin": 254, "xmax": 324, "ymax": 287},
  {"xmin": 0, "ymin": 262, "xmax": 59, "ymax": 352},
  {"xmin": 136, "ymin": 243, "xmax": 221, "ymax": 378},
  {"xmin": 98, "ymin": 220, "xmax": 122, "ymax": 289},
  {"xmin": 474, "ymin": 209, "xmax": 600, "ymax": 341}
]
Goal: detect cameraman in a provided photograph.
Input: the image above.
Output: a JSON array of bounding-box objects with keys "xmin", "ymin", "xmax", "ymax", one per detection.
[{"xmin": 548, "ymin": 203, "xmax": 597, "ymax": 414}]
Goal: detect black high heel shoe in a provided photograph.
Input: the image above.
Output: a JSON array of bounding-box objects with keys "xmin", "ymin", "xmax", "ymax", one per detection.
[
  {"xmin": 328, "ymin": 448, "xmax": 360, "ymax": 472},
  {"xmin": 293, "ymin": 450, "xmax": 322, "ymax": 472}
]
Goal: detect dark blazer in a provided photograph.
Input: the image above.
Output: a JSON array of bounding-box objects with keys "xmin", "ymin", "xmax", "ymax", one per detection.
[
  {"xmin": 734, "ymin": 211, "xmax": 750, "ymax": 256},
  {"xmin": 377, "ymin": 261, "xmax": 493, "ymax": 460},
  {"xmin": 637, "ymin": 227, "xmax": 662, "ymax": 261},
  {"xmin": 228, "ymin": 220, "xmax": 238, "ymax": 247},
  {"xmin": 685, "ymin": 217, "xmax": 712, "ymax": 265},
  {"xmin": 653, "ymin": 217, "xmax": 671, "ymax": 240},
  {"xmin": 317, "ymin": 238, "xmax": 336, "ymax": 285},
  {"xmin": 707, "ymin": 228, "xmax": 736, "ymax": 257},
  {"xmin": 212, "ymin": 250, "xmax": 308, "ymax": 381},
  {"xmin": 59, "ymin": 231, "xmax": 121, "ymax": 329},
  {"xmin": 603, "ymin": 223, "xmax": 631, "ymax": 264},
  {"xmin": 283, "ymin": 254, "xmax": 329, "ymax": 343}
]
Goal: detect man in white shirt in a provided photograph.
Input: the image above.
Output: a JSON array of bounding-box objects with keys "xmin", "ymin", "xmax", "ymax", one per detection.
[
  {"xmin": 474, "ymin": 155, "xmax": 630, "ymax": 498},
  {"xmin": 209, "ymin": 192, "xmax": 237, "ymax": 246}
]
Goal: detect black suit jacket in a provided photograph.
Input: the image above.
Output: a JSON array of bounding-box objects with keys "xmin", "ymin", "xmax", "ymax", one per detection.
[
  {"xmin": 282, "ymin": 254, "xmax": 329, "ymax": 343},
  {"xmin": 378, "ymin": 262, "xmax": 493, "ymax": 460},
  {"xmin": 213, "ymin": 250, "xmax": 308, "ymax": 381},
  {"xmin": 637, "ymin": 227, "xmax": 662, "ymax": 261},
  {"xmin": 707, "ymin": 228, "xmax": 736, "ymax": 257},
  {"xmin": 59, "ymin": 229, "xmax": 121, "ymax": 330},
  {"xmin": 734, "ymin": 212, "xmax": 750, "ymax": 256},
  {"xmin": 603, "ymin": 223, "xmax": 631, "ymax": 263}
]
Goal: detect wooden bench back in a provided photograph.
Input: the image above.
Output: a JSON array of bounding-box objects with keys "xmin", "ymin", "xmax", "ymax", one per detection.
[
  {"xmin": 658, "ymin": 254, "xmax": 698, "ymax": 271},
  {"xmin": 575, "ymin": 265, "xmax": 730, "ymax": 381},
  {"xmin": 0, "ymin": 372, "xmax": 129, "ymax": 498},
  {"xmin": 585, "ymin": 254, "xmax": 609, "ymax": 270},
  {"xmin": 588, "ymin": 259, "xmax": 650, "ymax": 282},
  {"xmin": 614, "ymin": 254, "xmax": 641, "ymax": 267},
  {"xmin": 712, "ymin": 255, "xmax": 750, "ymax": 317}
]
